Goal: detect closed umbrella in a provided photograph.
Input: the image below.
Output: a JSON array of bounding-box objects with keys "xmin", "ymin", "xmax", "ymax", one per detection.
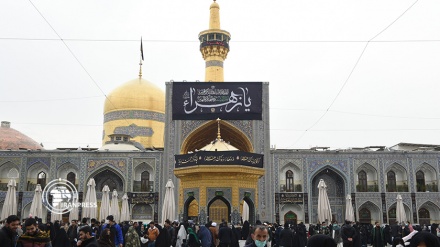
[
  {"xmin": 242, "ymin": 201, "xmax": 249, "ymax": 222},
  {"xmin": 396, "ymin": 194, "xmax": 407, "ymax": 224},
  {"xmin": 120, "ymin": 193, "xmax": 130, "ymax": 222},
  {"xmin": 83, "ymin": 178, "xmax": 97, "ymax": 220},
  {"xmin": 109, "ymin": 190, "xmax": 120, "ymax": 223},
  {"xmin": 69, "ymin": 195, "xmax": 79, "ymax": 222},
  {"xmin": 317, "ymin": 179, "xmax": 332, "ymax": 223},
  {"xmin": 1, "ymin": 179, "xmax": 17, "ymax": 220},
  {"xmin": 51, "ymin": 202, "xmax": 63, "ymax": 222},
  {"xmin": 161, "ymin": 179, "xmax": 176, "ymax": 224},
  {"xmin": 100, "ymin": 185, "xmax": 111, "ymax": 221},
  {"xmin": 345, "ymin": 194, "xmax": 355, "ymax": 222},
  {"xmin": 29, "ymin": 184, "xmax": 43, "ymax": 219}
]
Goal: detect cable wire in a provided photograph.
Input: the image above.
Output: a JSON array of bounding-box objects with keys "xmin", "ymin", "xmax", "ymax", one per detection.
[{"xmin": 292, "ymin": 0, "xmax": 419, "ymax": 147}]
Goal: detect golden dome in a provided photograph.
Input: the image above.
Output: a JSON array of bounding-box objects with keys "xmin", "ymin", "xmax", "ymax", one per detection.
[
  {"xmin": 210, "ymin": 1, "xmax": 219, "ymax": 9},
  {"xmin": 104, "ymin": 78, "xmax": 165, "ymax": 114},
  {"xmin": 102, "ymin": 78, "xmax": 165, "ymax": 149}
]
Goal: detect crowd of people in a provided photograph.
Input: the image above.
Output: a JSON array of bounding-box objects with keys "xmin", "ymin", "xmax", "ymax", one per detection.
[{"xmin": 0, "ymin": 214, "xmax": 439, "ymax": 247}]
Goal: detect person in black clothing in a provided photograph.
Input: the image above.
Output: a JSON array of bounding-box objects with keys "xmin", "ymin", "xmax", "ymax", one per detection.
[
  {"xmin": 341, "ymin": 220, "xmax": 357, "ymax": 247},
  {"xmin": 244, "ymin": 225, "xmax": 270, "ymax": 247},
  {"xmin": 52, "ymin": 225, "xmax": 71, "ymax": 247},
  {"xmin": 307, "ymin": 234, "xmax": 337, "ymax": 247},
  {"xmin": 297, "ymin": 222, "xmax": 307, "ymax": 247},
  {"xmin": 156, "ymin": 226, "xmax": 172, "ymax": 247},
  {"xmin": 390, "ymin": 222, "xmax": 400, "ymax": 242},
  {"xmin": 279, "ymin": 223, "xmax": 294, "ymax": 247},
  {"xmin": 242, "ymin": 221, "xmax": 250, "ymax": 240},
  {"xmin": 409, "ymin": 231, "xmax": 440, "ymax": 247},
  {"xmin": 218, "ymin": 222, "xmax": 233, "ymax": 247},
  {"xmin": 352, "ymin": 222, "xmax": 361, "ymax": 247},
  {"xmin": 67, "ymin": 219, "xmax": 79, "ymax": 247},
  {"xmin": 78, "ymin": 226, "xmax": 99, "ymax": 247},
  {"xmin": 0, "ymin": 215, "xmax": 20, "ymax": 247}
]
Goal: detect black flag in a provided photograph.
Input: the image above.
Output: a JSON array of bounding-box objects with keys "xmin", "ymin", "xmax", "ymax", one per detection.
[{"xmin": 140, "ymin": 37, "xmax": 144, "ymax": 61}]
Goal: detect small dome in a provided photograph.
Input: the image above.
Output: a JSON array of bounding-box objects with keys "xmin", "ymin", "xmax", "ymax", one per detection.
[
  {"xmin": 199, "ymin": 138, "xmax": 238, "ymax": 152},
  {"xmin": 210, "ymin": 1, "xmax": 219, "ymax": 9},
  {"xmin": 104, "ymin": 78, "xmax": 165, "ymax": 114},
  {"xmin": 0, "ymin": 121, "xmax": 44, "ymax": 150}
]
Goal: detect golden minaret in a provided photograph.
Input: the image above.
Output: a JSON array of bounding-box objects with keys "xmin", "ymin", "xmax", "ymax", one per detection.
[{"xmin": 199, "ymin": 0, "xmax": 231, "ymax": 82}]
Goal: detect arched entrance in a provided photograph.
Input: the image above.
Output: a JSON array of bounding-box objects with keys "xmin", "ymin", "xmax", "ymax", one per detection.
[
  {"xmin": 418, "ymin": 202, "xmax": 440, "ymax": 225},
  {"xmin": 284, "ymin": 211, "xmax": 297, "ymax": 224},
  {"xmin": 388, "ymin": 203, "xmax": 411, "ymax": 225},
  {"xmin": 240, "ymin": 197, "xmax": 255, "ymax": 224},
  {"xmin": 311, "ymin": 167, "xmax": 345, "ymax": 223},
  {"xmin": 208, "ymin": 196, "xmax": 231, "ymax": 223},
  {"xmin": 91, "ymin": 168, "xmax": 124, "ymax": 192},
  {"xmin": 358, "ymin": 201, "xmax": 380, "ymax": 224},
  {"xmin": 418, "ymin": 208, "xmax": 430, "ymax": 225},
  {"xmin": 183, "ymin": 196, "xmax": 200, "ymax": 222}
]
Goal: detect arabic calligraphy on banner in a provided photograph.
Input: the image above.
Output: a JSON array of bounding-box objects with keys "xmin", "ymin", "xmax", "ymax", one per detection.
[
  {"xmin": 279, "ymin": 193, "xmax": 304, "ymax": 204},
  {"xmin": 175, "ymin": 151, "xmax": 264, "ymax": 168},
  {"xmin": 172, "ymin": 82, "xmax": 263, "ymax": 120}
]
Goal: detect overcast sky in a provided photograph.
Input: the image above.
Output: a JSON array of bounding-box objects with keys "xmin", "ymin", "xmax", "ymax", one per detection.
[{"xmin": 1, "ymin": 0, "xmax": 440, "ymax": 150}]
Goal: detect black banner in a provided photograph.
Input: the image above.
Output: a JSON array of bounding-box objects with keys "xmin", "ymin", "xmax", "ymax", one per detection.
[
  {"xmin": 279, "ymin": 193, "xmax": 304, "ymax": 204},
  {"xmin": 175, "ymin": 151, "xmax": 263, "ymax": 168},
  {"xmin": 172, "ymin": 82, "xmax": 263, "ymax": 120}
]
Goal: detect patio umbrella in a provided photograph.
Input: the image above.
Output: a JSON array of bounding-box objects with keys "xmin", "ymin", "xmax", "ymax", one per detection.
[
  {"xmin": 83, "ymin": 178, "xmax": 97, "ymax": 220},
  {"xmin": 396, "ymin": 194, "xmax": 407, "ymax": 224},
  {"xmin": 99, "ymin": 185, "xmax": 111, "ymax": 221},
  {"xmin": 345, "ymin": 194, "xmax": 355, "ymax": 222},
  {"xmin": 242, "ymin": 201, "xmax": 249, "ymax": 222},
  {"xmin": 1, "ymin": 179, "xmax": 17, "ymax": 220},
  {"xmin": 161, "ymin": 179, "xmax": 175, "ymax": 224},
  {"xmin": 51, "ymin": 202, "xmax": 63, "ymax": 222},
  {"xmin": 69, "ymin": 196, "xmax": 79, "ymax": 222},
  {"xmin": 120, "ymin": 193, "xmax": 130, "ymax": 222},
  {"xmin": 109, "ymin": 190, "xmax": 120, "ymax": 223},
  {"xmin": 317, "ymin": 179, "xmax": 332, "ymax": 223},
  {"xmin": 29, "ymin": 184, "xmax": 43, "ymax": 219}
]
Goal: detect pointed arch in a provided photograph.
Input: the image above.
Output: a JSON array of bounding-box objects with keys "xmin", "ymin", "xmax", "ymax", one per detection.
[
  {"xmin": 415, "ymin": 163, "xmax": 438, "ymax": 192},
  {"xmin": 181, "ymin": 120, "xmax": 253, "ymax": 154},
  {"xmin": 86, "ymin": 166, "xmax": 125, "ymax": 192},
  {"xmin": 358, "ymin": 201, "xmax": 381, "ymax": 224},
  {"xmin": 208, "ymin": 196, "xmax": 231, "ymax": 223}
]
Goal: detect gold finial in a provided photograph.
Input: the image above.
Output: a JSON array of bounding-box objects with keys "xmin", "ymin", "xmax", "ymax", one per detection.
[
  {"xmin": 216, "ymin": 118, "xmax": 221, "ymax": 140},
  {"xmin": 139, "ymin": 37, "xmax": 144, "ymax": 79}
]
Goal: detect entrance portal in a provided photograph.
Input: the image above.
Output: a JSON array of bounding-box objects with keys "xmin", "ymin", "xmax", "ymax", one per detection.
[
  {"xmin": 208, "ymin": 196, "xmax": 231, "ymax": 223},
  {"xmin": 311, "ymin": 168, "xmax": 345, "ymax": 223},
  {"xmin": 284, "ymin": 211, "xmax": 297, "ymax": 224}
]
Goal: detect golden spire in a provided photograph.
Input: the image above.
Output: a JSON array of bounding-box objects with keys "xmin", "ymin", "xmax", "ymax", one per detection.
[
  {"xmin": 139, "ymin": 37, "xmax": 144, "ymax": 79},
  {"xmin": 199, "ymin": 1, "xmax": 231, "ymax": 82},
  {"xmin": 216, "ymin": 118, "xmax": 222, "ymax": 140}
]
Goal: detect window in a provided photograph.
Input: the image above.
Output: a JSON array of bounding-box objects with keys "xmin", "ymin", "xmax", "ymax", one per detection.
[
  {"xmin": 37, "ymin": 171, "xmax": 46, "ymax": 189},
  {"xmin": 358, "ymin": 171, "xmax": 367, "ymax": 192},
  {"xmin": 286, "ymin": 170, "xmax": 293, "ymax": 192},
  {"xmin": 67, "ymin": 172, "xmax": 76, "ymax": 187},
  {"xmin": 416, "ymin": 171, "xmax": 426, "ymax": 192},
  {"xmin": 141, "ymin": 171, "xmax": 150, "ymax": 192},
  {"xmin": 387, "ymin": 171, "xmax": 396, "ymax": 192}
]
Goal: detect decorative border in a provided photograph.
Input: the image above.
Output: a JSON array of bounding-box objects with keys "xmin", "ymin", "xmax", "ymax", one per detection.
[{"xmin": 104, "ymin": 110, "xmax": 165, "ymax": 123}]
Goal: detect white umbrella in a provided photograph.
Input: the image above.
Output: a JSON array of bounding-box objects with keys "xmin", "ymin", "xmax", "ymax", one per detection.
[
  {"xmin": 83, "ymin": 178, "xmax": 97, "ymax": 220},
  {"xmin": 109, "ymin": 190, "xmax": 120, "ymax": 223},
  {"xmin": 345, "ymin": 194, "xmax": 355, "ymax": 222},
  {"xmin": 120, "ymin": 193, "xmax": 130, "ymax": 222},
  {"xmin": 317, "ymin": 179, "xmax": 332, "ymax": 223},
  {"xmin": 161, "ymin": 179, "xmax": 176, "ymax": 224},
  {"xmin": 51, "ymin": 202, "xmax": 63, "ymax": 222},
  {"xmin": 29, "ymin": 184, "xmax": 43, "ymax": 219},
  {"xmin": 396, "ymin": 194, "xmax": 407, "ymax": 224},
  {"xmin": 242, "ymin": 201, "xmax": 249, "ymax": 222},
  {"xmin": 100, "ymin": 185, "xmax": 111, "ymax": 221},
  {"xmin": 69, "ymin": 196, "xmax": 79, "ymax": 222},
  {"xmin": 1, "ymin": 179, "xmax": 17, "ymax": 220}
]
